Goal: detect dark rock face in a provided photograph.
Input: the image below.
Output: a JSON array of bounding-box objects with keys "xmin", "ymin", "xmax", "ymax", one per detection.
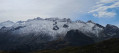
[
  {"xmin": 96, "ymin": 23, "xmax": 105, "ymax": 29},
  {"xmin": 53, "ymin": 25, "xmax": 59, "ymax": 30},
  {"xmin": 112, "ymin": 30, "xmax": 119, "ymax": 38},
  {"xmin": 17, "ymin": 21, "xmax": 24, "ymax": 23},
  {"xmin": 87, "ymin": 20, "xmax": 95, "ymax": 24},
  {"xmin": 103, "ymin": 24, "xmax": 119, "ymax": 38},
  {"xmin": 64, "ymin": 30, "xmax": 94, "ymax": 46},
  {"xmin": 63, "ymin": 24, "xmax": 69, "ymax": 28},
  {"xmin": 97, "ymin": 24, "xmax": 119, "ymax": 40},
  {"xmin": 1, "ymin": 26, "xmax": 6, "ymax": 29},
  {"xmin": 14, "ymin": 26, "xmax": 26, "ymax": 30},
  {"xmin": 34, "ymin": 17, "xmax": 43, "ymax": 20},
  {"xmin": 104, "ymin": 24, "xmax": 119, "ymax": 34}
]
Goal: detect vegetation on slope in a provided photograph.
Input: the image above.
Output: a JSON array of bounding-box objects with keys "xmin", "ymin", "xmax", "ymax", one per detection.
[{"xmin": 32, "ymin": 38, "xmax": 119, "ymax": 53}]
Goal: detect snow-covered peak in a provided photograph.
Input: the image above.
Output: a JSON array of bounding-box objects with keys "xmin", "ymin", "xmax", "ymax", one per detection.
[
  {"xmin": 34, "ymin": 17, "xmax": 43, "ymax": 20},
  {"xmin": 75, "ymin": 20, "xmax": 86, "ymax": 23},
  {"xmin": 17, "ymin": 21, "xmax": 25, "ymax": 23},
  {"xmin": 0, "ymin": 17, "xmax": 106, "ymax": 40},
  {"xmin": 87, "ymin": 20, "xmax": 95, "ymax": 24},
  {"xmin": 0, "ymin": 20, "xmax": 15, "ymax": 29}
]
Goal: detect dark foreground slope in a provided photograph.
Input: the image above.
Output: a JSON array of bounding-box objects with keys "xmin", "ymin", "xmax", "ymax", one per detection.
[
  {"xmin": 32, "ymin": 38, "xmax": 119, "ymax": 53},
  {"xmin": 0, "ymin": 33, "xmax": 118, "ymax": 53}
]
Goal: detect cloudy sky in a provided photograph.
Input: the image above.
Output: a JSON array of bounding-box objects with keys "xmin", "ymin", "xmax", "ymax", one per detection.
[{"xmin": 0, "ymin": 0, "xmax": 119, "ymax": 26}]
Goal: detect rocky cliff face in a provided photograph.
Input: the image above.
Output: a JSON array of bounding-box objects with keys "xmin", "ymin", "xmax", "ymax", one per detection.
[{"xmin": 64, "ymin": 30, "xmax": 94, "ymax": 46}]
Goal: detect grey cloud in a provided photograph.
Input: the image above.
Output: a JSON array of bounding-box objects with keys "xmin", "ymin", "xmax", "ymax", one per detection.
[{"xmin": 0, "ymin": 0, "xmax": 96, "ymax": 22}]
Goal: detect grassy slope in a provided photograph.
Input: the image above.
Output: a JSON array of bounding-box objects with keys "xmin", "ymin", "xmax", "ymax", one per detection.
[
  {"xmin": 0, "ymin": 38, "xmax": 118, "ymax": 53},
  {"xmin": 32, "ymin": 38, "xmax": 119, "ymax": 53}
]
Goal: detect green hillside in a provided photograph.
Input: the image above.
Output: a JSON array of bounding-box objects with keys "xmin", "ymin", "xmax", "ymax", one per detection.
[
  {"xmin": 0, "ymin": 38, "xmax": 118, "ymax": 53},
  {"xmin": 32, "ymin": 38, "xmax": 119, "ymax": 53}
]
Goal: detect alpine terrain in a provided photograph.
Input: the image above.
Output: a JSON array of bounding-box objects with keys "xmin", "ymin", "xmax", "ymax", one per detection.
[{"xmin": 0, "ymin": 17, "xmax": 119, "ymax": 52}]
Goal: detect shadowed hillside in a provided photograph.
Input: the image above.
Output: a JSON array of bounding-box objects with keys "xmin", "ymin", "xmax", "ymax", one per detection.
[{"xmin": 32, "ymin": 38, "xmax": 119, "ymax": 53}]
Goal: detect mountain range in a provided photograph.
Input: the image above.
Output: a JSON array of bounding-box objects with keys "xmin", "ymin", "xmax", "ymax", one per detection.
[{"xmin": 0, "ymin": 17, "xmax": 119, "ymax": 52}]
